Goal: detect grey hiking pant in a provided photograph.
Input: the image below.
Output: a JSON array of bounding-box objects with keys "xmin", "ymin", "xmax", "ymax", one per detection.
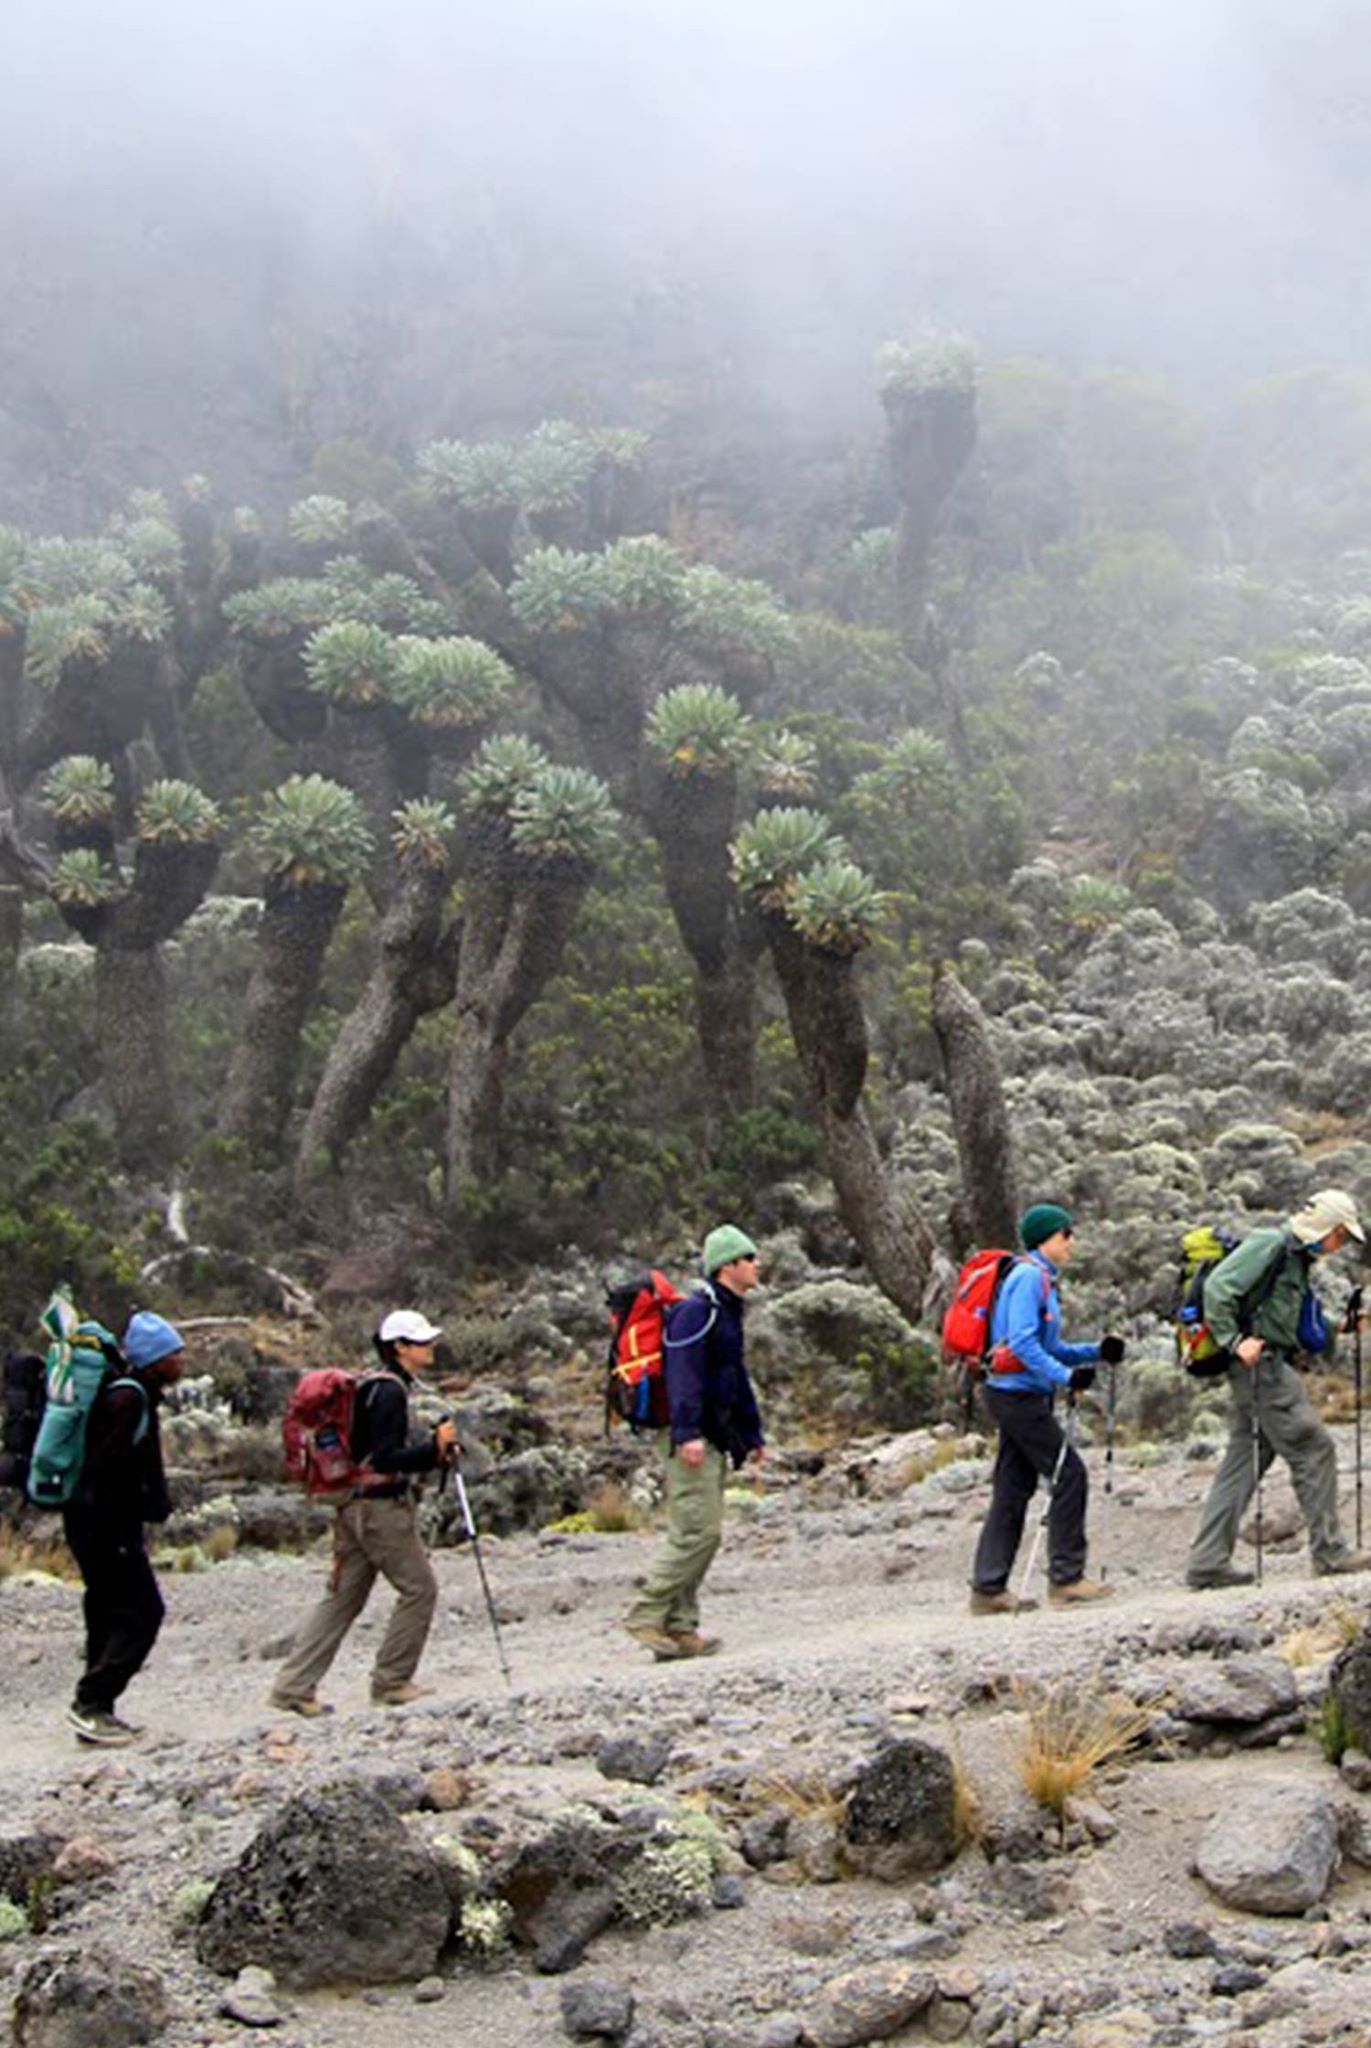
[
  {"xmin": 625, "ymin": 1443, "xmax": 727, "ymax": 1634},
  {"xmin": 1187, "ymin": 1354, "xmax": 1350, "ymax": 1577},
  {"xmin": 272, "ymin": 1494, "xmax": 438, "ymax": 1703}
]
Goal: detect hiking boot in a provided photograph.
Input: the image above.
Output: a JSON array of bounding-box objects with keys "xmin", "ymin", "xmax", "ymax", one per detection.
[
  {"xmin": 670, "ymin": 1630, "xmax": 721, "ymax": 1657},
  {"xmin": 1316, "ymin": 1551, "xmax": 1371, "ymax": 1577},
  {"xmin": 66, "ymin": 1704, "xmax": 137, "ymax": 1747},
  {"xmin": 968, "ymin": 1588, "xmax": 1038, "ymax": 1615},
  {"xmin": 1186, "ymin": 1564, "xmax": 1256, "ymax": 1589},
  {"xmin": 623, "ymin": 1621, "xmax": 689, "ymax": 1660},
  {"xmin": 1047, "ymin": 1578, "xmax": 1114, "ymax": 1607},
  {"xmin": 372, "ymin": 1681, "xmax": 430, "ymax": 1706},
  {"xmin": 268, "ymin": 1692, "xmax": 334, "ymax": 1718}
]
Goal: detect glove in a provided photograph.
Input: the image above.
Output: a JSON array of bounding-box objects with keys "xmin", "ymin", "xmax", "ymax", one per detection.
[
  {"xmin": 1069, "ymin": 1365, "xmax": 1097, "ymax": 1394},
  {"xmin": 1099, "ymin": 1334, "xmax": 1126, "ymax": 1365}
]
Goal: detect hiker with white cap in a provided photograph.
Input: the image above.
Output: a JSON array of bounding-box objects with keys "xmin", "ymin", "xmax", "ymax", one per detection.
[
  {"xmin": 1186, "ymin": 1189, "xmax": 1371, "ymax": 1588},
  {"xmin": 270, "ymin": 1309, "xmax": 457, "ymax": 1714}
]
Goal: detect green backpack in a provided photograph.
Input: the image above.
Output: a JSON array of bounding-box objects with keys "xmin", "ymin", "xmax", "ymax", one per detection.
[
  {"xmin": 1174, "ymin": 1225, "xmax": 1285, "ymax": 1379},
  {"xmin": 26, "ymin": 1294, "xmax": 146, "ymax": 1510}
]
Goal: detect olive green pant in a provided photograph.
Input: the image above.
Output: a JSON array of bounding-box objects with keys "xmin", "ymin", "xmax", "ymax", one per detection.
[
  {"xmin": 273, "ymin": 1495, "xmax": 438, "ymax": 1703},
  {"xmin": 1187, "ymin": 1355, "xmax": 1350, "ymax": 1577},
  {"xmin": 626, "ymin": 1443, "xmax": 727, "ymax": 1634}
]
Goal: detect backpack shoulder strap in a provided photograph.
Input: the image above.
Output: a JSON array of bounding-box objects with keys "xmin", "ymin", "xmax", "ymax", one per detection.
[
  {"xmin": 104, "ymin": 1375, "xmax": 150, "ymax": 1445},
  {"xmin": 664, "ymin": 1283, "xmax": 719, "ymax": 1349},
  {"xmin": 1236, "ymin": 1231, "xmax": 1292, "ymax": 1333}
]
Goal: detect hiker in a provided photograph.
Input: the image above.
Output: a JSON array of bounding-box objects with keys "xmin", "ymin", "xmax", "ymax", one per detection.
[
  {"xmin": 270, "ymin": 1310, "xmax": 458, "ymax": 1716},
  {"xmin": 63, "ymin": 1311, "xmax": 185, "ymax": 1747},
  {"xmin": 969, "ymin": 1204, "xmax": 1123, "ymax": 1614},
  {"xmin": 1186, "ymin": 1189, "xmax": 1371, "ymax": 1589},
  {"xmin": 624, "ymin": 1224, "xmax": 764, "ymax": 1661}
]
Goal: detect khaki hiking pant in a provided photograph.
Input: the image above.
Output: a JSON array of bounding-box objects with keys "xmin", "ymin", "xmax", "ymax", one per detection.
[
  {"xmin": 625, "ymin": 1442, "xmax": 727, "ymax": 1635},
  {"xmin": 1187, "ymin": 1353, "xmax": 1350, "ymax": 1577},
  {"xmin": 273, "ymin": 1494, "xmax": 438, "ymax": 1704}
]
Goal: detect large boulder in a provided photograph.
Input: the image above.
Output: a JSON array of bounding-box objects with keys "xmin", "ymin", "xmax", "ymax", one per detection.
[
  {"xmin": 1330, "ymin": 1628, "xmax": 1371, "ymax": 1752},
  {"xmin": 195, "ymin": 1780, "xmax": 451, "ymax": 1986},
  {"xmin": 12, "ymin": 1947, "xmax": 168, "ymax": 2048},
  {"xmin": 1195, "ymin": 1783, "xmax": 1340, "ymax": 1914},
  {"xmin": 841, "ymin": 1740, "xmax": 959, "ymax": 1881},
  {"xmin": 799, "ymin": 1961, "xmax": 937, "ymax": 2048}
]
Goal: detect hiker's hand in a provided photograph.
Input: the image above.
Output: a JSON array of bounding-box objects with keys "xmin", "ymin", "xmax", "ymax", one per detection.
[
  {"xmin": 435, "ymin": 1419, "xmax": 459, "ymax": 1461},
  {"xmin": 746, "ymin": 1446, "xmax": 765, "ymax": 1467},
  {"xmin": 1069, "ymin": 1365, "xmax": 1096, "ymax": 1394},
  {"xmin": 679, "ymin": 1438, "xmax": 707, "ymax": 1467},
  {"xmin": 1236, "ymin": 1337, "xmax": 1264, "ymax": 1367},
  {"xmin": 1099, "ymin": 1333, "xmax": 1126, "ymax": 1365}
]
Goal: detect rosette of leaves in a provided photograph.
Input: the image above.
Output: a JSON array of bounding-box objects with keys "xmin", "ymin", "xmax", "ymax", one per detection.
[
  {"xmin": 126, "ymin": 488, "xmax": 172, "ymax": 522},
  {"xmin": 417, "ymin": 438, "xmax": 522, "ymax": 507},
  {"xmin": 754, "ymin": 729, "xmax": 819, "ymax": 800},
  {"xmin": 23, "ymin": 597, "xmax": 110, "ymax": 688},
  {"xmin": 251, "ymin": 776, "xmax": 374, "ymax": 888},
  {"xmin": 676, "ymin": 565, "xmax": 796, "ymax": 661},
  {"xmin": 646, "ymin": 683, "xmax": 753, "ymax": 777},
  {"xmin": 288, "ymin": 495, "xmax": 352, "ymax": 547},
  {"xmin": 51, "ymin": 848, "xmax": 121, "ymax": 908},
  {"xmin": 391, "ymin": 797, "xmax": 456, "ymax": 869},
  {"xmin": 120, "ymin": 518, "xmax": 184, "ymax": 582},
  {"xmin": 514, "ymin": 421, "xmax": 601, "ymax": 511},
  {"xmin": 599, "ymin": 535, "xmax": 687, "ymax": 615},
  {"xmin": 390, "ymin": 636, "xmax": 514, "ymax": 729},
  {"xmin": 42, "ymin": 755, "xmax": 116, "ymax": 827},
  {"xmin": 110, "ymin": 583, "xmax": 174, "ymax": 644},
  {"xmin": 459, "ymin": 734, "xmax": 548, "ymax": 814},
  {"xmin": 509, "ymin": 765, "xmax": 616, "ymax": 867},
  {"xmin": 224, "ymin": 577, "xmax": 335, "ymax": 641},
  {"xmin": 847, "ymin": 527, "xmax": 896, "ymax": 577},
  {"xmin": 788, "ymin": 858, "xmax": 888, "ymax": 955},
  {"xmin": 876, "ymin": 332, "xmax": 977, "ymax": 398},
  {"xmin": 730, "ymin": 807, "xmax": 844, "ymax": 913},
  {"xmin": 855, "ymin": 728, "xmax": 953, "ymax": 802},
  {"xmin": 136, "ymin": 780, "xmax": 223, "ymax": 846},
  {"xmin": 0, "ymin": 526, "xmax": 27, "ymax": 628},
  {"xmin": 320, "ymin": 558, "xmax": 450, "ymax": 635},
  {"xmin": 23, "ymin": 537, "xmax": 134, "ymax": 605},
  {"xmin": 508, "ymin": 547, "xmax": 611, "ymax": 632},
  {"xmin": 301, "ymin": 619, "xmax": 398, "ymax": 706}
]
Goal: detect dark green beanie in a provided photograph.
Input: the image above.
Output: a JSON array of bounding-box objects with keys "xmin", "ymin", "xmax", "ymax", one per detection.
[{"xmin": 1020, "ymin": 1202, "xmax": 1073, "ymax": 1252}]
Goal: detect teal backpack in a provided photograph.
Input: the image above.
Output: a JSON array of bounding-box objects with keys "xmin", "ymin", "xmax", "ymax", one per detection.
[{"xmin": 26, "ymin": 1294, "xmax": 146, "ymax": 1511}]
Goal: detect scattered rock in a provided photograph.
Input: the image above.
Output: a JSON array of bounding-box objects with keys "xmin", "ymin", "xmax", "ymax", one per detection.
[
  {"xmin": 1162, "ymin": 1920, "xmax": 1219, "ymax": 1959},
  {"xmin": 799, "ymin": 1960, "xmax": 936, "ymax": 2047},
  {"xmin": 412, "ymin": 1977, "xmax": 446, "ymax": 2004},
  {"xmin": 219, "ymin": 1965, "xmax": 283, "ymax": 2027},
  {"xmin": 559, "ymin": 1974, "xmax": 635, "ymax": 2041},
  {"xmin": 12, "ymin": 1946, "xmax": 169, "ymax": 2048},
  {"xmin": 596, "ymin": 1735, "xmax": 671, "ymax": 1786},
  {"xmin": 50, "ymin": 1838, "xmax": 117, "ymax": 1885},
  {"xmin": 1338, "ymin": 1746, "xmax": 1371, "ymax": 1795},
  {"xmin": 1067, "ymin": 2010, "xmax": 1157, "ymax": 2048},
  {"xmin": 1168, "ymin": 1653, "xmax": 1298, "ymax": 1726},
  {"xmin": 1195, "ymin": 1782, "xmax": 1340, "ymax": 1914},
  {"xmin": 1211, "ymin": 1962, "xmax": 1267, "ymax": 1996},
  {"xmin": 196, "ymin": 1779, "xmax": 451, "ymax": 1986},
  {"xmin": 424, "ymin": 1767, "xmax": 473, "ymax": 1811},
  {"xmin": 0, "ymin": 1833, "xmax": 63, "ymax": 1903},
  {"xmin": 1331, "ymin": 1630, "xmax": 1371, "ymax": 1751},
  {"xmin": 841, "ymin": 1739, "xmax": 958, "ymax": 1881}
]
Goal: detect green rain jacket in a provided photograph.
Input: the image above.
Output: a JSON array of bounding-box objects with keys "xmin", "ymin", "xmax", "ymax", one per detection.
[{"xmin": 1203, "ymin": 1227, "xmax": 1316, "ymax": 1356}]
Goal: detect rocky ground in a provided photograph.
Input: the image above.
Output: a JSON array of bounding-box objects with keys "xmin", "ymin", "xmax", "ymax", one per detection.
[{"xmin": 6, "ymin": 1415, "xmax": 1371, "ymax": 2048}]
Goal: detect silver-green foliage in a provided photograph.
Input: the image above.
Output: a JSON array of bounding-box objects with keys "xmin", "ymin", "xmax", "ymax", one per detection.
[
  {"xmin": 754, "ymin": 729, "xmax": 819, "ymax": 799},
  {"xmin": 788, "ymin": 858, "xmax": 888, "ymax": 954},
  {"xmin": 390, "ymin": 636, "xmax": 513, "ymax": 728},
  {"xmin": 23, "ymin": 597, "xmax": 112, "ymax": 689},
  {"xmin": 301, "ymin": 620, "xmax": 397, "ymax": 705},
  {"xmin": 676, "ymin": 565, "xmax": 796, "ymax": 660},
  {"xmin": 136, "ymin": 780, "xmax": 223, "ymax": 846},
  {"xmin": 876, "ymin": 332, "xmax": 978, "ymax": 397},
  {"xmin": 251, "ymin": 775, "xmax": 374, "ymax": 888},
  {"xmin": 0, "ymin": 526, "xmax": 26, "ymax": 625},
  {"xmin": 508, "ymin": 546, "xmax": 610, "ymax": 632},
  {"xmin": 599, "ymin": 535, "xmax": 687, "ymax": 613},
  {"xmin": 119, "ymin": 518, "xmax": 184, "ymax": 581},
  {"xmin": 460, "ymin": 734, "xmax": 549, "ymax": 815},
  {"xmin": 510, "ymin": 765, "xmax": 616, "ymax": 866},
  {"xmin": 646, "ymin": 683, "xmax": 752, "ymax": 775},
  {"xmin": 731, "ymin": 807, "xmax": 845, "ymax": 910},
  {"xmin": 51, "ymin": 848, "xmax": 121, "ymax": 908},
  {"xmin": 288, "ymin": 495, "xmax": 352, "ymax": 546},
  {"xmin": 224, "ymin": 558, "xmax": 446, "ymax": 641},
  {"xmin": 42, "ymin": 755, "xmax": 116, "ymax": 825},
  {"xmin": 417, "ymin": 437, "xmax": 522, "ymax": 507},
  {"xmin": 515, "ymin": 420, "xmax": 602, "ymax": 510},
  {"xmin": 391, "ymin": 798, "xmax": 456, "ymax": 869}
]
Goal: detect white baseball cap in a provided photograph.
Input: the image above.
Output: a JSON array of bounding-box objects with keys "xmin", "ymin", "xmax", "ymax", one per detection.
[{"xmin": 378, "ymin": 1309, "xmax": 444, "ymax": 1345}]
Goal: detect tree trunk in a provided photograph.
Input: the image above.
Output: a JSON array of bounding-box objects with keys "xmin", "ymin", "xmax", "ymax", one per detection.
[
  {"xmin": 883, "ymin": 383, "xmax": 977, "ymax": 661},
  {"xmin": 932, "ymin": 965, "xmax": 1022, "ymax": 1252},
  {"xmin": 218, "ymin": 878, "xmax": 347, "ymax": 1162},
  {"xmin": 96, "ymin": 943, "xmax": 176, "ymax": 1170},
  {"xmin": 766, "ymin": 921, "xmax": 933, "ymax": 1323},
  {"xmin": 648, "ymin": 763, "xmax": 755, "ymax": 1115},
  {"xmin": 0, "ymin": 884, "xmax": 21, "ymax": 1039},
  {"xmin": 295, "ymin": 867, "xmax": 459, "ymax": 1186}
]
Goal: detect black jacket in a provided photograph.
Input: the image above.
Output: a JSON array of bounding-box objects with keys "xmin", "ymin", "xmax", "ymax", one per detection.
[
  {"xmin": 664, "ymin": 1283, "xmax": 764, "ymax": 1469},
  {"xmin": 351, "ymin": 1368, "xmax": 442, "ymax": 1498},
  {"xmin": 68, "ymin": 1372, "xmax": 171, "ymax": 1530}
]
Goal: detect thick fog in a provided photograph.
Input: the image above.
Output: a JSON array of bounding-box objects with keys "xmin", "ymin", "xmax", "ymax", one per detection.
[{"xmin": 4, "ymin": 0, "xmax": 1371, "ymax": 511}]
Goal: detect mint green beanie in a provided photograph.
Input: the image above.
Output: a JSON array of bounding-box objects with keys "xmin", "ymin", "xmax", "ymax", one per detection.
[{"xmin": 702, "ymin": 1224, "xmax": 758, "ymax": 1275}]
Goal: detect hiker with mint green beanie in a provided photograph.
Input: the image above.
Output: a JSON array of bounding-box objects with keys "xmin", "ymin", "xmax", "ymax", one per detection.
[
  {"xmin": 969, "ymin": 1205, "xmax": 1123, "ymax": 1616},
  {"xmin": 625, "ymin": 1224, "xmax": 765, "ymax": 1663}
]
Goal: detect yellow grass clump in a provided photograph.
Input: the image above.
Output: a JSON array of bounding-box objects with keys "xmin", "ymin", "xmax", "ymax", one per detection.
[{"xmin": 1014, "ymin": 1680, "xmax": 1154, "ymax": 1820}]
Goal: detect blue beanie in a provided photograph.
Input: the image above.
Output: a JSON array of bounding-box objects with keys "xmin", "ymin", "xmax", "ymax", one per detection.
[{"xmin": 123, "ymin": 1310, "xmax": 185, "ymax": 1369}]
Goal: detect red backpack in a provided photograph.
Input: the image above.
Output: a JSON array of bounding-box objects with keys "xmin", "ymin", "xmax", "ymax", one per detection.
[
  {"xmin": 281, "ymin": 1368, "xmax": 400, "ymax": 1497},
  {"xmin": 603, "ymin": 1270, "xmax": 683, "ymax": 1433},
  {"xmin": 941, "ymin": 1249, "xmax": 1036, "ymax": 1375}
]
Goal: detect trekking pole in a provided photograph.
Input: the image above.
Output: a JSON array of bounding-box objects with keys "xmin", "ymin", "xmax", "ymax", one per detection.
[
  {"xmin": 1251, "ymin": 1364, "xmax": 1264, "ymax": 1588},
  {"xmin": 1017, "ymin": 1396, "xmax": 1076, "ymax": 1606},
  {"xmin": 1346, "ymin": 1287, "xmax": 1365, "ymax": 1550},
  {"xmin": 1097, "ymin": 1356, "xmax": 1118, "ymax": 1585},
  {"xmin": 453, "ymin": 1466, "xmax": 513, "ymax": 1689}
]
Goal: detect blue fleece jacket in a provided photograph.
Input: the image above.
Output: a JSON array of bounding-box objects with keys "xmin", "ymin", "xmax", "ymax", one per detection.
[
  {"xmin": 663, "ymin": 1282, "xmax": 764, "ymax": 1467},
  {"xmin": 983, "ymin": 1251, "xmax": 1099, "ymax": 1394}
]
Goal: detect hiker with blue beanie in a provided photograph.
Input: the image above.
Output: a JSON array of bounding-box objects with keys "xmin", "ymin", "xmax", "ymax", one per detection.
[
  {"xmin": 62, "ymin": 1309, "xmax": 187, "ymax": 1746},
  {"xmin": 624, "ymin": 1224, "xmax": 765, "ymax": 1661},
  {"xmin": 968, "ymin": 1205, "xmax": 1122, "ymax": 1615}
]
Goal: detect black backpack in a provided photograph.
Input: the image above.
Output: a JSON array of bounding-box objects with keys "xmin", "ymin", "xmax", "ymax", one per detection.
[{"xmin": 0, "ymin": 1352, "xmax": 48, "ymax": 1496}]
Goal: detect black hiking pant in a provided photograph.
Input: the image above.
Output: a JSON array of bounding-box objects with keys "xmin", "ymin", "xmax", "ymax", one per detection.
[
  {"xmin": 971, "ymin": 1388, "xmax": 1087, "ymax": 1593},
  {"xmin": 63, "ymin": 1507, "xmax": 165, "ymax": 1712}
]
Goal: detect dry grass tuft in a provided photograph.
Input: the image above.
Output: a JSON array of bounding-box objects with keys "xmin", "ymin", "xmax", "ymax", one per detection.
[
  {"xmin": 1014, "ymin": 1680, "xmax": 1154, "ymax": 1820},
  {"xmin": 0, "ymin": 1524, "xmax": 80, "ymax": 1583},
  {"xmin": 587, "ymin": 1481, "xmax": 643, "ymax": 1533},
  {"xmin": 202, "ymin": 1522, "xmax": 240, "ymax": 1563},
  {"xmin": 901, "ymin": 1438, "xmax": 970, "ymax": 1488},
  {"xmin": 1279, "ymin": 1601, "xmax": 1362, "ymax": 1668},
  {"xmin": 949, "ymin": 1744, "xmax": 984, "ymax": 1848},
  {"xmin": 746, "ymin": 1768, "xmax": 845, "ymax": 1827}
]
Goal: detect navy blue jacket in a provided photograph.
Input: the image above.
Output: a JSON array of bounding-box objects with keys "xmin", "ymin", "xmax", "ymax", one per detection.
[{"xmin": 664, "ymin": 1282, "xmax": 764, "ymax": 1468}]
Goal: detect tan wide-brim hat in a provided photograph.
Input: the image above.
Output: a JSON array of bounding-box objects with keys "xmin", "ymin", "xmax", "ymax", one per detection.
[{"xmin": 1289, "ymin": 1189, "xmax": 1366, "ymax": 1246}]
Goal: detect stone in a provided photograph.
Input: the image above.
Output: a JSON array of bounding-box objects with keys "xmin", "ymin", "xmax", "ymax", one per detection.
[
  {"xmin": 1195, "ymin": 1783, "xmax": 1340, "ymax": 1915},
  {"xmin": 1168, "ymin": 1654, "xmax": 1298, "ymax": 1726},
  {"xmin": 1162, "ymin": 1921, "xmax": 1218, "ymax": 1959},
  {"xmin": 12, "ymin": 1946, "xmax": 169, "ymax": 2048},
  {"xmin": 50, "ymin": 1838, "xmax": 117, "ymax": 1884},
  {"xmin": 0, "ymin": 1832, "xmax": 63, "ymax": 1903},
  {"xmin": 559, "ymin": 1974, "xmax": 635, "ymax": 2041},
  {"xmin": 841, "ymin": 1739, "xmax": 958, "ymax": 1881},
  {"xmin": 712, "ymin": 1874, "xmax": 748, "ymax": 1909},
  {"xmin": 413, "ymin": 1977, "xmax": 446, "ymax": 2004},
  {"xmin": 219, "ymin": 1965, "xmax": 283, "ymax": 2027},
  {"xmin": 923, "ymin": 1998, "xmax": 973, "ymax": 2043},
  {"xmin": 799, "ymin": 1961, "xmax": 937, "ymax": 2047},
  {"xmin": 1210, "ymin": 1963, "xmax": 1266, "ymax": 1996},
  {"xmin": 494, "ymin": 1811, "xmax": 651, "ymax": 1972},
  {"xmin": 1067, "ymin": 2012, "xmax": 1158, "ymax": 2048},
  {"xmin": 789, "ymin": 1813, "xmax": 842, "ymax": 1884},
  {"xmin": 1338, "ymin": 1746, "xmax": 1371, "ymax": 1795},
  {"xmin": 740, "ymin": 1808, "xmax": 791, "ymax": 1869},
  {"xmin": 195, "ymin": 1779, "xmax": 451, "ymax": 1987},
  {"xmin": 596, "ymin": 1735, "xmax": 671, "ymax": 1786},
  {"xmin": 423, "ymin": 1768, "xmax": 472, "ymax": 1811},
  {"xmin": 1332, "ymin": 1631, "xmax": 1371, "ymax": 1753}
]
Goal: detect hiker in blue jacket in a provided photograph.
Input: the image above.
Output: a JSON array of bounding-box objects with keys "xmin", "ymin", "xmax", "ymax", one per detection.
[{"xmin": 969, "ymin": 1204, "xmax": 1124, "ymax": 1614}]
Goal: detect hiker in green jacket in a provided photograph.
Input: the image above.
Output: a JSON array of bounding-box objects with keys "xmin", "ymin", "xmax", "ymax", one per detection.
[{"xmin": 1186, "ymin": 1188, "xmax": 1371, "ymax": 1588}]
